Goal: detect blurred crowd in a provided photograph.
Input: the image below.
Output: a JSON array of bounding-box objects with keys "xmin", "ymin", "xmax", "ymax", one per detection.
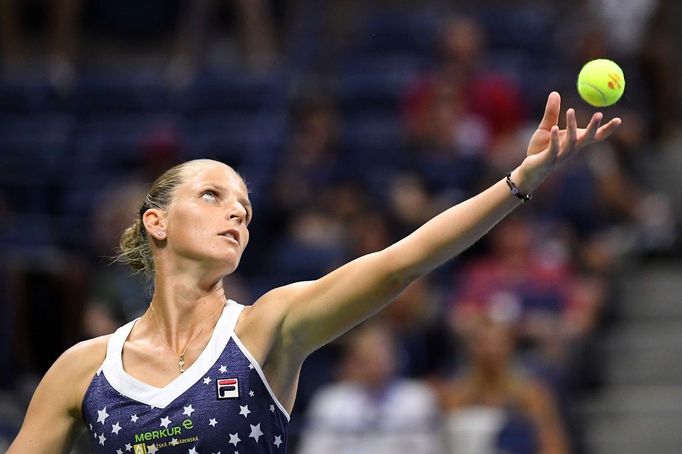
[{"xmin": 0, "ymin": 0, "xmax": 680, "ymax": 453}]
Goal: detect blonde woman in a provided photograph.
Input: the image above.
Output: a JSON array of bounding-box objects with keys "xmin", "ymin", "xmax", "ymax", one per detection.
[{"xmin": 9, "ymin": 92, "xmax": 619, "ymax": 453}]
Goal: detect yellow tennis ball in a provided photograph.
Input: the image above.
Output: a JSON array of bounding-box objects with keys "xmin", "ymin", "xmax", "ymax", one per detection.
[{"xmin": 577, "ymin": 59, "xmax": 625, "ymax": 107}]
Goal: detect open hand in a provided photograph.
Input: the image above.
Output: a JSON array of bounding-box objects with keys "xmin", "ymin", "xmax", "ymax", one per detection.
[{"xmin": 521, "ymin": 91, "xmax": 622, "ymax": 190}]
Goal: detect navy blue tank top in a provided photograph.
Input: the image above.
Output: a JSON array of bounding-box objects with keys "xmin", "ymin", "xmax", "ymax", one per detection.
[{"xmin": 81, "ymin": 300, "xmax": 290, "ymax": 453}]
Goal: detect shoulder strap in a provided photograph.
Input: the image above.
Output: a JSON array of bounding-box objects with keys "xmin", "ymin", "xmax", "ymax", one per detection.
[
  {"xmin": 101, "ymin": 319, "xmax": 137, "ymax": 372},
  {"xmin": 223, "ymin": 299, "xmax": 244, "ymax": 336}
]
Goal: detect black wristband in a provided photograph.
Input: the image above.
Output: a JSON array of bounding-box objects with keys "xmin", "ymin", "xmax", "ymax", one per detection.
[{"xmin": 505, "ymin": 172, "xmax": 532, "ymax": 203}]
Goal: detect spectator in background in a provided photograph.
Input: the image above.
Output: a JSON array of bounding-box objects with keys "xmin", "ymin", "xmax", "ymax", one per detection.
[
  {"xmin": 573, "ymin": 0, "xmax": 679, "ymax": 140},
  {"xmin": 379, "ymin": 277, "xmax": 457, "ymax": 379},
  {"xmin": 268, "ymin": 207, "xmax": 347, "ymax": 285},
  {"xmin": 437, "ymin": 315, "xmax": 569, "ymax": 454},
  {"xmin": 533, "ymin": 108, "xmax": 675, "ymax": 267},
  {"xmin": 263, "ymin": 97, "xmax": 343, "ymax": 253},
  {"xmin": 449, "ymin": 214, "xmax": 607, "ymax": 352},
  {"xmin": 557, "ymin": 0, "xmax": 679, "ymax": 141},
  {"xmin": 385, "ymin": 172, "xmax": 438, "ymax": 239},
  {"xmin": 168, "ymin": 0, "xmax": 277, "ymax": 88},
  {"xmin": 344, "ymin": 207, "xmax": 394, "ymax": 264},
  {"xmin": 402, "ymin": 76, "xmax": 487, "ymax": 198},
  {"xmin": 446, "ymin": 214, "xmax": 604, "ymax": 451},
  {"xmin": 0, "ymin": 0, "xmax": 80, "ymax": 92},
  {"xmin": 297, "ymin": 320, "xmax": 443, "ymax": 454},
  {"xmin": 271, "ymin": 97, "xmax": 341, "ymax": 215},
  {"xmin": 581, "ymin": 113, "xmax": 675, "ymax": 256},
  {"xmin": 402, "ymin": 15, "xmax": 527, "ymax": 173},
  {"xmin": 634, "ymin": 0, "xmax": 681, "ymax": 140},
  {"xmin": 82, "ymin": 180, "xmax": 149, "ymax": 337}
]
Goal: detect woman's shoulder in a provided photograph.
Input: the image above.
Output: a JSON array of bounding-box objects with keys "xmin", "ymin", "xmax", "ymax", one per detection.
[
  {"xmin": 64, "ymin": 335, "xmax": 111, "ymax": 367},
  {"xmin": 54, "ymin": 335, "xmax": 111, "ymax": 388},
  {"xmin": 26, "ymin": 335, "xmax": 112, "ymax": 419}
]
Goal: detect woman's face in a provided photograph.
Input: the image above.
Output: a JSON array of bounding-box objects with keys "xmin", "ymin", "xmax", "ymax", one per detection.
[{"xmin": 161, "ymin": 161, "xmax": 252, "ymax": 275}]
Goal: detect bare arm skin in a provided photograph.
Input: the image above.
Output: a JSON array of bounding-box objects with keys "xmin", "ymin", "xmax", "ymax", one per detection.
[
  {"xmin": 7, "ymin": 337, "xmax": 108, "ymax": 454},
  {"xmin": 259, "ymin": 93, "xmax": 619, "ymax": 354},
  {"xmin": 237, "ymin": 92, "xmax": 620, "ymax": 410}
]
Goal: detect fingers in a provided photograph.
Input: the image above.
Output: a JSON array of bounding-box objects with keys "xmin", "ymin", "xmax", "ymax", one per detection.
[
  {"xmin": 566, "ymin": 108, "xmax": 578, "ymax": 145},
  {"xmin": 577, "ymin": 112, "xmax": 603, "ymax": 147},
  {"xmin": 594, "ymin": 117, "xmax": 622, "ymax": 141},
  {"xmin": 538, "ymin": 91, "xmax": 561, "ymax": 131},
  {"xmin": 548, "ymin": 125, "xmax": 560, "ymax": 158},
  {"xmin": 557, "ymin": 108, "xmax": 578, "ymax": 159}
]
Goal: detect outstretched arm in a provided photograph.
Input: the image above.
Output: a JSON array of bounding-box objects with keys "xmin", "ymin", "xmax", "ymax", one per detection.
[{"xmin": 264, "ymin": 92, "xmax": 621, "ymax": 357}]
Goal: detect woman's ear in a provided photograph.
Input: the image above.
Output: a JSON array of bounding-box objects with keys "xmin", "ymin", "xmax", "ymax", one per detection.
[{"xmin": 142, "ymin": 209, "xmax": 167, "ymax": 241}]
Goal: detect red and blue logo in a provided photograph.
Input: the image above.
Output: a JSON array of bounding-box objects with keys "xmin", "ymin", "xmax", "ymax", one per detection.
[{"xmin": 216, "ymin": 378, "xmax": 239, "ymax": 400}]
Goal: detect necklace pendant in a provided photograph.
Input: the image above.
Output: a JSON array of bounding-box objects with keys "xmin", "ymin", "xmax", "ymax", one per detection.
[{"xmin": 178, "ymin": 354, "xmax": 186, "ymax": 373}]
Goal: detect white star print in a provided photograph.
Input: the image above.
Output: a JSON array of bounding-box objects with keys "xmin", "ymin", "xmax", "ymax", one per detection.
[
  {"xmin": 160, "ymin": 416, "xmax": 172, "ymax": 428},
  {"xmin": 203, "ymin": 377, "xmax": 211, "ymax": 384},
  {"xmin": 117, "ymin": 449, "xmax": 123, "ymax": 454},
  {"xmin": 183, "ymin": 405, "xmax": 195, "ymax": 417},
  {"xmin": 188, "ymin": 448, "xmax": 198, "ymax": 454},
  {"xmin": 93, "ymin": 431, "xmax": 97, "ymax": 439},
  {"xmin": 239, "ymin": 405, "xmax": 251, "ymax": 418},
  {"xmin": 147, "ymin": 444, "xmax": 159, "ymax": 454},
  {"xmin": 111, "ymin": 422, "xmax": 121, "ymax": 435},
  {"xmin": 89, "ymin": 423, "xmax": 93, "ymax": 431},
  {"xmin": 211, "ymin": 452, "xmax": 221, "ymax": 454},
  {"xmin": 269, "ymin": 404, "xmax": 275, "ymax": 413},
  {"xmin": 248, "ymin": 363, "xmax": 255, "ymax": 370},
  {"xmin": 170, "ymin": 438, "xmax": 179, "ymax": 446},
  {"xmin": 249, "ymin": 390, "xmax": 254, "ymax": 397},
  {"xmin": 228, "ymin": 433, "xmax": 241, "ymax": 446},
  {"xmin": 219, "ymin": 365, "xmax": 227, "ymax": 373},
  {"xmin": 130, "ymin": 414, "xmax": 138, "ymax": 423},
  {"xmin": 249, "ymin": 423, "xmax": 263, "ymax": 443},
  {"xmin": 125, "ymin": 443, "xmax": 132, "ymax": 451},
  {"xmin": 274, "ymin": 435, "xmax": 283, "ymax": 447},
  {"xmin": 209, "ymin": 418, "xmax": 218, "ymax": 427},
  {"xmin": 98, "ymin": 433, "xmax": 106, "ymax": 446},
  {"xmin": 97, "ymin": 407, "xmax": 109, "ymax": 424}
]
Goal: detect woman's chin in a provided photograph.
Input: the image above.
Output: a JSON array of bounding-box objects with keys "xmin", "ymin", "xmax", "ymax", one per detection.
[{"xmin": 211, "ymin": 254, "xmax": 241, "ymax": 275}]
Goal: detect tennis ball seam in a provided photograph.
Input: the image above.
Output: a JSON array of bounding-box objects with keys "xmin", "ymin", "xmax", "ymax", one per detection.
[{"xmin": 578, "ymin": 81, "xmax": 608, "ymax": 106}]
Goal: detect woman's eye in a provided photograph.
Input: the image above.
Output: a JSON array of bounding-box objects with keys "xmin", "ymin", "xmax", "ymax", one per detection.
[{"xmin": 201, "ymin": 191, "xmax": 217, "ymax": 201}]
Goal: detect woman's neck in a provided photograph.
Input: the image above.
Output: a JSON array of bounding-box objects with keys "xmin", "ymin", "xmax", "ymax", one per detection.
[{"xmin": 141, "ymin": 269, "xmax": 227, "ymax": 351}]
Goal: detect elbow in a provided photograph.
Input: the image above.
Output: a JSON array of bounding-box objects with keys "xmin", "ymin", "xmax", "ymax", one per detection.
[
  {"xmin": 382, "ymin": 248, "xmax": 425, "ymax": 290},
  {"xmin": 392, "ymin": 268, "xmax": 423, "ymax": 289}
]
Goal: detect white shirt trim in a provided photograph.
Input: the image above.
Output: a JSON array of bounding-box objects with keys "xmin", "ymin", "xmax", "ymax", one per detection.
[
  {"xmin": 101, "ymin": 299, "xmax": 243, "ymax": 409},
  {"xmin": 231, "ymin": 334, "xmax": 291, "ymax": 421}
]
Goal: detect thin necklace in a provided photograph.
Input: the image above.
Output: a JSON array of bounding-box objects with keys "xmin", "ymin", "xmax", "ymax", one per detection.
[{"xmin": 149, "ymin": 301, "xmax": 224, "ymax": 373}]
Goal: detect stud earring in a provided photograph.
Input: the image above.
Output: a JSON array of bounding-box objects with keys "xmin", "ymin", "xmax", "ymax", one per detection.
[{"xmin": 158, "ymin": 231, "xmax": 165, "ymax": 238}]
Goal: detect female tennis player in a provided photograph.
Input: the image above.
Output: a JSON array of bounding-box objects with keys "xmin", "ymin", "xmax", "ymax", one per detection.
[{"xmin": 8, "ymin": 92, "xmax": 620, "ymax": 453}]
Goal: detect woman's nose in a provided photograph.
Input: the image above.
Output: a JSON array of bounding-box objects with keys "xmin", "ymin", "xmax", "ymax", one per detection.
[{"xmin": 228, "ymin": 202, "xmax": 247, "ymax": 223}]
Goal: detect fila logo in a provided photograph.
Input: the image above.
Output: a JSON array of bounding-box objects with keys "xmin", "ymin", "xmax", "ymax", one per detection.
[{"xmin": 217, "ymin": 378, "xmax": 240, "ymax": 399}]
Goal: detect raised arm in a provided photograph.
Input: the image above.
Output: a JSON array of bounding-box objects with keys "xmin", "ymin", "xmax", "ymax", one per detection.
[{"xmin": 261, "ymin": 92, "xmax": 620, "ymax": 357}]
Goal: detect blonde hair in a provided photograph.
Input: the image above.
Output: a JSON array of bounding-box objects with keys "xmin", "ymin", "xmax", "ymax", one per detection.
[{"xmin": 117, "ymin": 160, "xmax": 208, "ymax": 276}]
